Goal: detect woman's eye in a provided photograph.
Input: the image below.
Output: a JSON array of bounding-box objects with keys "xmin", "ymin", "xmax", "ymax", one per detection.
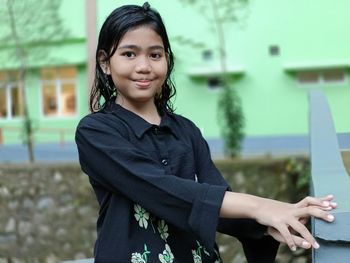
[
  {"xmin": 150, "ymin": 53, "xmax": 162, "ymax": 59},
  {"xmin": 121, "ymin": 51, "xmax": 135, "ymax": 58}
]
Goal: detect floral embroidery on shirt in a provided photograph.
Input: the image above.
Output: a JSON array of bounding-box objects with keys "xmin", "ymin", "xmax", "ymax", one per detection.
[
  {"xmin": 191, "ymin": 250, "xmax": 202, "ymax": 263},
  {"xmin": 158, "ymin": 244, "xmax": 174, "ymax": 263},
  {"xmin": 134, "ymin": 204, "xmax": 150, "ymax": 229},
  {"xmin": 131, "ymin": 244, "xmax": 150, "ymax": 263},
  {"xmin": 157, "ymin": 220, "xmax": 169, "ymax": 241},
  {"xmin": 191, "ymin": 241, "xmax": 211, "ymax": 262}
]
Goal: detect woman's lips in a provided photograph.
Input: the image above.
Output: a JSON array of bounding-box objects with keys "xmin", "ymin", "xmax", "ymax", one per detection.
[{"xmin": 134, "ymin": 79, "xmax": 151, "ymax": 88}]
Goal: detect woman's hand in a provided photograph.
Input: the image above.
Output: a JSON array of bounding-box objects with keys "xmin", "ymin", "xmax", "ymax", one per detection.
[
  {"xmin": 220, "ymin": 192, "xmax": 336, "ymax": 251},
  {"xmin": 295, "ymin": 195, "xmax": 336, "ymax": 211},
  {"xmin": 267, "ymin": 226, "xmax": 312, "ymax": 249},
  {"xmin": 257, "ymin": 195, "xmax": 336, "ymax": 251}
]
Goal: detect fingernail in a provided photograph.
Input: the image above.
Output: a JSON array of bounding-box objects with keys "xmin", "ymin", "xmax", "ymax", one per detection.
[
  {"xmin": 331, "ymin": 202, "xmax": 337, "ymax": 207},
  {"xmin": 322, "ymin": 201, "xmax": 330, "ymax": 206},
  {"xmin": 314, "ymin": 242, "xmax": 320, "ymax": 249},
  {"xmin": 291, "ymin": 245, "xmax": 296, "ymax": 251},
  {"xmin": 327, "ymin": 194, "xmax": 333, "ymax": 198},
  {"xmin": 327, "ymin": 214, "xmax": 335, "ymax": 221}
]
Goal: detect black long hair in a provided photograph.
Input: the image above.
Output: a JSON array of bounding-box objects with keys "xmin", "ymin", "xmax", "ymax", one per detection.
[{"xmin": 89, "ymin": 2, "xmax": 176, "ymax": 113}]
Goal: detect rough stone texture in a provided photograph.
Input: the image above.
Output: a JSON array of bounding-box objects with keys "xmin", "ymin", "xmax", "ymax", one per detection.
[
  {"xmin": 0, "ymin": 164, "xmax": 97, "ymax": 263},
  {"xmin": 0, "ymin": 158, "xmax": 310, "ymax": 263}
]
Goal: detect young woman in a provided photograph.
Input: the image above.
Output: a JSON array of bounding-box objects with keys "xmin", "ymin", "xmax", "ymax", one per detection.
[{"xmin": 75, "ymin": 3, "xmax": 336, "ymax": 262}]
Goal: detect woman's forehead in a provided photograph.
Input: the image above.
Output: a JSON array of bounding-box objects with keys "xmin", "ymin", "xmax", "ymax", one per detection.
[{"xmin": 117, "ymin": 26, "xmax": 164, "ymax": 47}]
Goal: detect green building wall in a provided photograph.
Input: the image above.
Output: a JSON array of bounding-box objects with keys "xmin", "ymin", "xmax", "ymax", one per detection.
[
  {"xmin": 99, "ymin": 0, "xmax": 350, "ymax": 140},
  {"xmin": 0, "ymin": 0, "xmax": 349, "ymax": 152},
  {"xmin": 0, "ymin": 0, "xmax": 86, "ymax": 144}
]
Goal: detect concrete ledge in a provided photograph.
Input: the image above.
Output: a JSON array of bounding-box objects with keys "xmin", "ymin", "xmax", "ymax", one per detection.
[{"xmin": 309, "ymin": 90, "xmax": 350, "ymax": 262}]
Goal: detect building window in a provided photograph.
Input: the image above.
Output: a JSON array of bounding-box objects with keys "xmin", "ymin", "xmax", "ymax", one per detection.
[
  {"xmin": 297, "ymin": 69, "xmax": 347, "ymax": 85},
  {"xmin": 269, "ymin": 45, "xmax": 280, "ymax": 56},
  {"xmin": 207, "ymin": 77, "xmax": 222, "ymax": 90},
  {"xmin": 0, "ymin": 71, "xmax": 24, "ymax": 119},
  {"xmin": 202, "ymin": 50, "xmax": 213, "ymax": 61},
  {"xmin": 41, "ymin": 67, "xmax": 77, "ymax": 117}
]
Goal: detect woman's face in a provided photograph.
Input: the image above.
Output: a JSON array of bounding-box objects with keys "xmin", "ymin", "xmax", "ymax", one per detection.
[{"xmin": 104, "ymin": 26, "xmax": 168, "ymax": 109}]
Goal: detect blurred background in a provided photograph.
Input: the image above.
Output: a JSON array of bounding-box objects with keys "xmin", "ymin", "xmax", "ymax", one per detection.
[{"xmin": 0, "ymin": 0, "xmax": 349, "ymax": 262}]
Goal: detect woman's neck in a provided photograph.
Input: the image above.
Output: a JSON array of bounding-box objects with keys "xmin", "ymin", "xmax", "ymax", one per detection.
[{"xmin": 115, "ymin": 99, "xmax": 161, "ymax": 125}]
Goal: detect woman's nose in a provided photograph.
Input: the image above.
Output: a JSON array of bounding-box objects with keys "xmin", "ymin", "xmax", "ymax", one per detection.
[{"xmin": 135, "ymin": 57, "xmax": 151, "ymax": 73}]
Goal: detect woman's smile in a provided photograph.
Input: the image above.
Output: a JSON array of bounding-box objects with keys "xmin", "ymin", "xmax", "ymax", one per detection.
[{"xmin": 134, "ymin": 79, "xmax": 152, "ymax": 88}]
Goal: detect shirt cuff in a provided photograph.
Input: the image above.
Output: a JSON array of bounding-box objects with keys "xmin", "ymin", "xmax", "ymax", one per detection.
[{"xmin": 188, "ymin": 184, "xmax": 228, "ymax": 253}]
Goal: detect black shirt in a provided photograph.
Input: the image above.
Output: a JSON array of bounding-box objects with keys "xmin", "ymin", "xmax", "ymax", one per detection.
[{"xmin": 75, "ymin": 102, "xmax": 277, "ymax": 263}]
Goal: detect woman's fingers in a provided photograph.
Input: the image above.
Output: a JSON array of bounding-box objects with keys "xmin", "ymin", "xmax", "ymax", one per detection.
[
  {"xmin": 289, "ymin": 202, "xmax": 335, "ymax": 250},
  {"xmin": 268, "ymin": 203, "xmax": 335, "ymax": 251},
  {"xmin": 296, "ymin": 195, "xmax": 336, "ymax": 209},
  {"xmin": 275, "ymin": 224, "xmax": 297, "ymax": 251},
  {"xmin": 320, "ymin": 195, "xmax": 337, "ymax": 208},
  {"xmin": 256, "ymin": 196, "xmax": 336, "ymax": 252},
  {"xmin": 293, "ymin": 235, "xmax": 312, "ymax": 249},
  {"xmin": 298, "ymin": 206, "xmax": 335, "ymax": 223},
  {"xmin": 320, "ymin": 194, "xmax": 334, "ymax": 202},
  {"xmin": 289, "ymin": 219, "xmax": 319, "ymax": 249},
  {"xmin": 268, "ymin": 227, "xmax": 312, "ymax": 249},
  {"xmin": 291, "ymin": 206, "xmax": 334, "ymax": 248}
]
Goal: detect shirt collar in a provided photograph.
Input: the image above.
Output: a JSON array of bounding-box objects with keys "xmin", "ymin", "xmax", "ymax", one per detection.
[{"xmin": 105, "ymin": 102, "xmax": 177, "ymax": 139}]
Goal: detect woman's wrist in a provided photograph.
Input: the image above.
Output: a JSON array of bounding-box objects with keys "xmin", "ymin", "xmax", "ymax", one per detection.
[{"xmin": 220, "ymin": 191, "xmax": 262, "ymax": 219}]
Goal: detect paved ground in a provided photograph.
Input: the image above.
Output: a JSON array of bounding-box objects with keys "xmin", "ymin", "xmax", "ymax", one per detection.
[
  {"xmin": 0, "ymin": 143, "xmax": 79, "ymax": 163},
  {"xmin": 1, "ymin": 133, "xmax": 349, "ymax": 163}
]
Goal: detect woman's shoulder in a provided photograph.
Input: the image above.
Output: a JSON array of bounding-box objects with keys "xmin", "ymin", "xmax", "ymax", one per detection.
[
  {"xmin": 77, "ymin": 111, "xmax": 102, "ymax": 126},
  {"xmin": 76, "ymin": 110, "xmax": 116, "ymax": 132},
  {"xmin": 166, "ymin": 111, "xmax": 200, "ymax": 134}
]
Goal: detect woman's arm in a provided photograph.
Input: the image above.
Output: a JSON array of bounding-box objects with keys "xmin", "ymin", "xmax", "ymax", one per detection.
[
  {"xmin": 220, "ymin": 191, "xmax": 335, "ymax": 251},
  {"xmin": 190, "ymin": 122, "xmax": 336, "ymax": 252},
  {"xmin": 190, "ymin": 124, "xmax": 274, "ymax": 240}
]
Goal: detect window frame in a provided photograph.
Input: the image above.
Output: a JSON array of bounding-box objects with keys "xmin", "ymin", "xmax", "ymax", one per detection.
[
  {"xmin": 0, "ymin": 71, "xmax": 24, "ymax": 121},
  {"xmin": 296, "ymin": 69, "xmax": 348, "ymax": 87},
  {"xmin": 39, "ymin": 67, "xmax": 78, "ymax": 119}
]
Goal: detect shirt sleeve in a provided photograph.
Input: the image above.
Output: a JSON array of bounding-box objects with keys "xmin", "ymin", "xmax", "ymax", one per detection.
[
  {"xmin": 190, "ymin": 123, "xmax": 268, "ymax": 239},
  {"xmin": 75, "ymin": 115, "xmax": 227, "ymax": 252}
]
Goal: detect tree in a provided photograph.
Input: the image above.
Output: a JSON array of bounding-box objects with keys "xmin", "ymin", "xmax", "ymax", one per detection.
[
  {"xmin": 179, "ymin": 0, "xmax": 248, "ymax": 157},
  {"xmin": 0, "ymin": 0, "xmax": 69, "ymax": 162}
]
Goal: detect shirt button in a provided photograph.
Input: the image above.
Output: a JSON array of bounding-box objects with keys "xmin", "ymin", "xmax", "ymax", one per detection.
[
  {"xmin": 153, "ymin": 127, "xmax": 159, "ymax": 134},
  {"xmin": 161, "ymin": 159, "xmax": 168, "ymax": 166}
]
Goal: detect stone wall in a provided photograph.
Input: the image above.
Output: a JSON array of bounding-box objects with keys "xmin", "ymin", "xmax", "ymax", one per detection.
[
  {"xmin": 0, "ymin": 157, "xmax": 310, "ymax": 263},
  {"xmin": 0, "ymin": 164, "xmax": 98, "ymax": 263}
]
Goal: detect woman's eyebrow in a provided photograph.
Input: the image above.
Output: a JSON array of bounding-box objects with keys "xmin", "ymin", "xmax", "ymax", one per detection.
[
  {"xmin": 118, "ymin": 44, "xmax": 164, "ymax": 51},
  {"xmin": 118, "ymin": 44, "xmax": 139, "ymax": 50},
  {"xmin": 148, "ymin": 45, "xmax": 165, "ymax": 51}
]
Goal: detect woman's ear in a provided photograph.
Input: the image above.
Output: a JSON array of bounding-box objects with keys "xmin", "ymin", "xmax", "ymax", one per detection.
[{"xmin": 98, "ymin": 50, "xmax": 110, "ymax": 75}]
